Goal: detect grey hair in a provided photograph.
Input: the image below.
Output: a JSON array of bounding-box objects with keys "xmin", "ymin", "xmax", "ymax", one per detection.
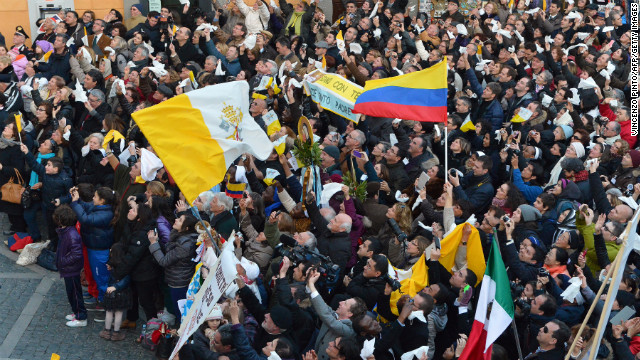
[
  {"xmin": 88, "ymin": 89, "xmax": 105, "ymax": 102},
  {"xmin": 320, "ymin": 207, "xmax": 336, "ymax": 222},
  {"xmin": 340, "ymin": 221, "xmax": 352, "ymax": 233},
  {"xmin": 351, "ymin": 130, "xmax": 366, "ymax": 147},
  {"xmin": 213, "ymin": 192, "xmax": 233, "ymax": 212},
  {"xmin": 303, "ymin": 231, "xmax": 317, "ymax": 250},
  {"xmin": 540, "ymin": 70, "xmax": 553, "ymax": 84},
  {"xmin": 609, "ymin": 121, "xmax": 621, "ymax": 135},
  {"xmin": 206, "ymin": 55, "xmax": 218, "ymax": 63},
  {"xmin": 198, "ymin": 191, "xmax": 216, "ymax": 212},
  {"xmin": 135, "ymin": 45, "xmax": 150, "ymax": 58},
  {"xmin": 87, "ymin": 132, "xmax": 104, "ymax": 145},
  {"xmin": 266, "ymin": 60, "xmax": 278, "ymax": 76}
]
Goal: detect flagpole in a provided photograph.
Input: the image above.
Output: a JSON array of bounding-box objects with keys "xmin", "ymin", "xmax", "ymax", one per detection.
[
  {"xmin": 563, "ymin": 239, "xmax": 625, "ymax": 360},
  {"xmin": 493, "ymin": 228, "xmax": 525, "ymax": 360},
  {"xmin": 444, "ymin": 126, "xmax": 448, "ymax": 183},
  {"xmin": 585, "ymin": 217, "xmax": 637, "ymax": 360},
  {"xmin": 190, "ymin": 206, "xmax": 222, "ymax": 256}
]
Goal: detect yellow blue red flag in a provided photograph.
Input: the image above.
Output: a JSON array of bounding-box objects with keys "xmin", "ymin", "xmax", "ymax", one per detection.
[{"xmin": 353, "ymin": 59, "xmax": 448, "ymax": 123}]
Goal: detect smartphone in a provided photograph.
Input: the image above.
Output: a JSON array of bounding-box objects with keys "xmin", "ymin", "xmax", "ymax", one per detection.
[
  {"xmin": 417, "ymin": 171, "xmax": 430, "ymax": 190},
  {"xmin": 611, "ymin": 306, "xmax": 636, "ymax": 325},
  {"xmin": 434, "ymin": 236, "xmax": 441, "ymax": 249},
  {"xmin": 581, "ymin": 250, "xmax": 587, "ymax": 258},
  {"xmin": 353, "ymin": 150, "xmax": 362, "ymax": 158}
]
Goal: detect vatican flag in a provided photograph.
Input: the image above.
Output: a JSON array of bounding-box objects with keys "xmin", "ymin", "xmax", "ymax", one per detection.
[{"xmin": 132, "ymin": 81, "xmax": 272, "ymax": 204}]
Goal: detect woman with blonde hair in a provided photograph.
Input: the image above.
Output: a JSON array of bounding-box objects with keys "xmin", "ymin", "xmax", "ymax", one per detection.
[{"xmin": 377, "ymin": 202, "xmax": 413, "ymax": 253}]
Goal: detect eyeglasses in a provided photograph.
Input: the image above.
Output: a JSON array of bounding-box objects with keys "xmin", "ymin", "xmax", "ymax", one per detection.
[
  {"xmin": 543, "ymin": 325, "xmax": 549, "ymax": 333},
  {"xmin": 36, "ymin": 108, "xmax": 46, "ymax": 112}
]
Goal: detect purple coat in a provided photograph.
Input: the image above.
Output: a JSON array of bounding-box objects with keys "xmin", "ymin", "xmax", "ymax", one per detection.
[{"xmin": 56, "ymin": 226, "xmax": 84, "ymax": 278}]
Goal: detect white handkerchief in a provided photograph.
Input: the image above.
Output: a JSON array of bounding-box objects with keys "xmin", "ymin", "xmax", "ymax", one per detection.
[
  {"xmin": 369, "ymin": 1, "xmax": 380, "ymax": 18},
  {"xmin": 541, "ymin": 94, "xmax": 553, "ymax": 107},
  {"xmin": 407, "ymin": 311, "xmax": 427, "ymax": 323},
  {"xmin": 576, "ymin": 32, "xmax": 590, "ymax": 40},
  {"xmin": 243, "ymin": 34, "xmax": 257, "ymax": 50},
  {"xmin": 566, "ymin": 11, "xmax": 582, "ymax": 20},
  {"xmin": 417, "ymin": 221, "xmax": 433, "ymax": 232},
  {"xmin": 446, "ymin": 30, "xmax": 455, "ymax": 40},
  {"xmin": 561, "ymin": 277, "xmax": 582, "ymax": 303},
  {"xmin": 360, "ymin": 338, "xmax": 376, "ymax": 360},
  {"xmin": 401, "ymin": 346, "xmax": 429, "ymax": 360},
  {"xmin": 394, "ymin": 33, "xmax": 403, "ymax": 40},
  {"xmin": 578, "ymin": 77, "xmax": 598, "ymax": 89},
  {"xmin": 478, "ymin": 8, "xmax": 485, "ymax": 15},
  {"xmin": 140, "ymin": 148, "xmax": 164, "ymax": 181},
  {"xmin": 545, "ymin": 35, "xmax": 553, "ymax": 44},
  {"xmin": 373, "ymin": 28, "xmax": 382, "ymax": 38},
  {"xmin": 535, "ymin": 43, "xmax": 544, "ymax": 53},
  {"xmin": 525, "ymin": 7, "xmax": 540, "ymax": 13},
  {"xmin": 72, "ymin": 79, "xmax": 88, "ymax": 103},
  {"xmin": 103, "ymin": 46, "xmax": 115, "ymax": 56},
  {"xmin": 395, "ymin": 190, "xmax": 409, "ymax": 202},
  {"xmin": 215, "ymin": 59, "xmax": 226, "ymax": 76},
  {"xmin": 600, "ymin": 69, "xmax": 610, "ymax": 80},
  {"xmin": 497, "ymin": 29, "xmax": 512, "ymax": 39}
]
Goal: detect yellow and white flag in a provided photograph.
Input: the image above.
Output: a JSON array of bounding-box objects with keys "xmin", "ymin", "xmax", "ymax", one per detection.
[
  {"xmin": 336, "ymin": 31, "xmax": 345, "ymax": 51},
  {"xmin": 132, "ymin": 81, "xmax": 272, "ymax": 204},
  {"xmin": 460, "ymin": 115, "xmax": 476, "ymax": 132}
]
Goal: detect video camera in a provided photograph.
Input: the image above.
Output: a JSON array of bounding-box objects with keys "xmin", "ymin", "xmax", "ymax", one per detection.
[
  {"xmin": 275, "ymin": 244, "xmax": 341, "ymax": 291},
  {"xmin": 388, "ymin": 219, "xmax": 408, "ymax": 242}
]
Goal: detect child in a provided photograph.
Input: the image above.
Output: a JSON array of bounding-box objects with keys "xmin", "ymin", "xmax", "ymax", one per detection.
[
  {"xmin": 20, "ymin": 142, "xmax": 73, "ymax": 250},
  {"xmin": 53, "ymin": 205, "xmax": 87, "ymax": 327},
  {"xmin": 70, "ymin": 186, "xmax": 119, "ymax": 310},
  {"xmin": 202, "ymin": 305, "xmax": 225, "ymax": 350},
  {"xmin": 100, "ymin": 242, "xmax": 132, "ymax": 341}
]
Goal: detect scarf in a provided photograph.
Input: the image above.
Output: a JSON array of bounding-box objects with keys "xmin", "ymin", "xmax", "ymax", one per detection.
[
  {"xmin": 29, "ymin": 153, "xmax": 56, "ymax": 186},
  {"xmin": 543, "ymin": 264, "xmax": 570, "ymax": 278},
  {"xmin": 0, "ymin": 137, "xmax": 20, "ymax": 149},
  {"xmin": 492, "ymin": 196, "xmax": 507, "ymax": 208},
  {"xmin": 134, "ymin": 176, "xmax": 147, "ymax": 184},
  {"xmin": 102, "ymin": 129, "xmax": 125, "ymax": 149},
  {"xmin": 285, "ymin": 11, "xmax": 305, "ymax": 35},
  {"xmin": 547, "ymin": 155, "xmax": 566, "ymax": 187}
]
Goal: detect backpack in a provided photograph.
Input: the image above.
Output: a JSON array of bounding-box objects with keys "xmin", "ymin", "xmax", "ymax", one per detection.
[{"xmin": 138, "ymin": 318, "xmax": 166, "ymax": 351}]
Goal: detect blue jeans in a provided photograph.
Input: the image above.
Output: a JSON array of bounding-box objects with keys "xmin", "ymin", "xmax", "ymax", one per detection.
[
  {"xmin": 64, "ymin": 276, "xmax": 87, "ymax": 320},
  {"xmin": 87, "ymin": 249, "xmax": 110, "ymax": 302},
  {"xmin": 169, "ymin": 286, "xmax": 188, "ymax": 325},
  {"xmin": 23, "ymin": 201, "xmax": 45, "ymax": 241}
]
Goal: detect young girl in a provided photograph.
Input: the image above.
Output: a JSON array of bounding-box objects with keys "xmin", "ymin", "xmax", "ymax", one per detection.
[
  {"xmin": 201, "ymin": 305, "xmax": 225, "ymax": 350},
  {"xmin": 100, "ymin": 242, "xmax": 132, "ymax": 341},
  {"xmin": 70, "ymin": 187, "xmax": 119, "ymax": 310},
  {"xmin": 53, "ymin": 205, "xmax": 87, "ymax": 328}
]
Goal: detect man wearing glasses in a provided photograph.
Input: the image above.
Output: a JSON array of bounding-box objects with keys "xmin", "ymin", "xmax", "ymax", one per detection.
[
  {"xmin": 525, "ymin": 319, "xmax": 570, "ymax": 360},
  {"xmin": 76, "ymin": 89, "xmax": 111, "ymax": 138}
]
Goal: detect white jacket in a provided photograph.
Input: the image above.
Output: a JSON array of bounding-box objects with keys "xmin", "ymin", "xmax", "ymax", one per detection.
[{"xmin": 236, "ymin": 0, "xmax": 270, "ymax": 34}]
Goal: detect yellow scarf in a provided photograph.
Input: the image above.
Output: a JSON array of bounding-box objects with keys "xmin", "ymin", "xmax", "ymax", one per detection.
[
  {"xmin": 102, "ymin": 130, "xmax": 125, "ymax": 149},
  {"xmin": 134, "ymin": 176, "xmax": 147, "ymax": 184},
  {"xmin": 286, "ymin": 11, "xmax": 305, "ymax": 35}
]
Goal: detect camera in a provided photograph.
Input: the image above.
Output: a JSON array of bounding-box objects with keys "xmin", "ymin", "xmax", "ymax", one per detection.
[
  {"xmin": 502, "ymin": 215, "xmax": 510, "ymax": 223},
  {"xmin": 449, "ymin": 169, "xmax": 457, "ymax": 177},
  {"xmin": 470, "ymin": 14, "xmax": 477, "ymax": 20},
  {"xmin": 388, "ymin": 219, "xmax": 408, "ymax": 242},
  {"xmin": 514, "ymin": 298, "xmax": 531, "ymax": 314},
  {"xmin": 384, "ymin": 274, "xmax": 403, "ymax": 292},
  {"xmin": 538, "ymin": 267, "xmax": 550, "ymax": 278},
  {"xmin": 510, "ymin": 281, "xmax": 524, "ymax": 298},
  {"xmin": 275, "ymin": 244, "xmax": 341, "ymax": 291}
]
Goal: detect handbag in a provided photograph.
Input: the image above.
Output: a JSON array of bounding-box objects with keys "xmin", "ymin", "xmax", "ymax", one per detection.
[
  {"xmin": 37, "ymin": 248, "xmax": 58, "ymax": 271},
  {"xmin": 1, "ymin": 169, "xmax": 26, "ymax": 204},
  {"xmin": 21, "ymin": 186, "xmax": 41, "ymax": 209}
]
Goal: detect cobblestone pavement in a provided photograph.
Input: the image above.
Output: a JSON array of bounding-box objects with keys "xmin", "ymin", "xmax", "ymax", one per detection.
[{"xmin": 0, "ymin": 213, "xmax": 154, "ymax": 360}]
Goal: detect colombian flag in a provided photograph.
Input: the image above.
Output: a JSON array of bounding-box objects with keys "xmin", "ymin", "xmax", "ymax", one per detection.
[
  {"xmin": 131, "ymin": 82, "xmax": 272, "ymax": 204},
  {"xmin": 225, "ymin": 182, "xmax": 246, "ymax": 198},
  {"xmin": 353, "ymin": 60, "xmax": 448, "ymax": 123}
]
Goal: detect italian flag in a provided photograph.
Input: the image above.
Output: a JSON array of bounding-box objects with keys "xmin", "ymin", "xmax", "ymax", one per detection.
[{"xmin": 459, "ymin": 239, "xmax": 514, "ymax": 360}]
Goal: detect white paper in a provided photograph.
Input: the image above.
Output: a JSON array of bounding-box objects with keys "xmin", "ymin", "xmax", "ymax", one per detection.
[
  {"xmin": 400, "ymin": 346, "xmax": 429, "ymax": 360},
  {"xmin": 497, "ymin": 29, "xmax": 512, "ymax": 39},
  {"xmin": 576, "ymin": 32, "xmax": 590, "ymax": 40},
  {"xmin": 525, "ymin": 7, "xmax": 540, "ymax": 13},
  {"xmin": 72, "ymin": 79, "xmax": 88, "ymax": 103},
  {"xmin": 541, "ymin": 94, "xmax": 553, "ymax": 107},
  {"xmin": 389, "ymin": 133, "xmax": 398, "ymax": 146}
]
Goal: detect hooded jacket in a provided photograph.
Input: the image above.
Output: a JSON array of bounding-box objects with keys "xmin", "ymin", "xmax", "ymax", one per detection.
[
  {"xmin": 56, "ymin": 226, "xmax": 84, "ymax": 277},
  {"xmin": 149, "ymin": 230, "xmax": 198, "ymax": 288}
]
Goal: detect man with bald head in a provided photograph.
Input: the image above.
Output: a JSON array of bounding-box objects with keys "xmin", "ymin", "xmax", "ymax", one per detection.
[{"xmin": 304, "ymin": 192, "xmax": 353, "ymax": 275}]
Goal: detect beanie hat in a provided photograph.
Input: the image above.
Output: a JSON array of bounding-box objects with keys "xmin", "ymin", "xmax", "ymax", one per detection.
[
  {"xmin": 606, "ymin": 188, "xmax": 623, "ymax": 197},
  {"xmin": 205, "ymin": 305, "xmax": 223, "ymax": 321},
  {"xmin": 132, "ymin": 4, "xmax": 144, "ymax": 14},
  {"xmin": 157, "ymin": 84, "xmax": 174, "ymax": 98},
  {"xmin": 570, "ymin": 142, "xmax": 585, "ymax": 158},
  {"xmin": 559, "ymin": 125, "xmax": 574, "ymax": 139},
  {"xmin": 322, "ymin": 145, "xmax": 340, "ymax": 162},
  {"xmin": 616, "ymin": 290, "xmax": 636, "ymax": 310},
  {"xmin": 567, "ymin": 230, "xmax": 583, "ymax": 250},
  {"xmin": 629, "ymin": 150, "xmax": 640, "ymax": 168},
  {"xmin": 268, "ymin": 305, "xmax": 293, "ymax": 330},
  {"xmin": 330, "ymin": 174, "xmax": 343, "ymax": 183},
  {"xmin": 35, "ymin": 40, "xmax": 53, "ymax": 54},
  {"xmin": 518, "ymin": 204, "xmax": 542, "ymax": 223}
]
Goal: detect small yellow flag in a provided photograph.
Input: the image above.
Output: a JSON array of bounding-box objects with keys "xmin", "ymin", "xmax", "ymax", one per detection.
[
  {"xmin": 51, "ymin": 354, "xmax": 61, "ymax": 360},
  {"xmin": 14, "ymin": 113, "xmax": 22, "ymax": 133}
]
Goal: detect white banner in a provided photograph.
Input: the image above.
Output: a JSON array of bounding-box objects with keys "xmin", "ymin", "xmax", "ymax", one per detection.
[{"xmin": 170, "ymin": 234, "xmax": 239, "ymax": 359}]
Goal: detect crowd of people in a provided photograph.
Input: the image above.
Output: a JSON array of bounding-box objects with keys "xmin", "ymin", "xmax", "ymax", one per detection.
[{"xmin": 0, "ymin": 0, "xmax": 638, "ymax": 359}]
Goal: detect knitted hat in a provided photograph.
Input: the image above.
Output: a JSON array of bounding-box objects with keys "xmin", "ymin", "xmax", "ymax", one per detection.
[
  {"xmin": 559, "ymin": 125, "xmax": 573, "ymax": 139},
  {"xmin": 628, "ymin": 150, "xmax": 640, "ymax": 168},
  {"xmin": 268, "ymin": 305, "xmax": 293, "ymax": 330},
  {"xmin": 35, "ymin": 40, "xmax": 53, "ymax": 54},
  {"xmin": 606, "ymin": 188, "xmax": 623, "ymax": 197},
  {"xmin": 570, "ymin": 142, "xmax": 585, "ymax": 158},
  {"xmin": 131, "ymin": 4, "xmax": 144, "ymax": 14},
  {"xmin": 322, "ymin": 145, "xmax": 340, "ymax": 162},
  {"xmin": 157, "ymin": 84, "xmax": 174, "ymax": 98},
  {"xmin": 205, "ymin": 305, "xmax": 223, "ymax": 321},
  {"xmin": 518, "ymin": 204, "xmax": 542, "ymax": 223},
  {"xmin": 330, "ymin": 174, "xmax": 343, "ymax": 183},
  {"xmin": 616, "ymin": 290, "xmax": 636, "ymax": 309}
]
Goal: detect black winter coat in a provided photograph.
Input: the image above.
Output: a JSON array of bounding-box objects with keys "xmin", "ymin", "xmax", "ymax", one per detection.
[
  {"xmin": 149, "ymin": 230, "xmax": 198, "ymax": 288},
  {"xmin": 0, "ymin": 143, "xmax": 26, "ymax": 215},
  {"xmin": 24, "ymin": 152, "xmax": 73, "ymax": 210},
  {"xmin": 37, "ymin": 49, "xmax": 72, "ymax": 84},
  {"xmin": 120, "ymin": 220, "xmax": 161, "ymax": 282}
]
